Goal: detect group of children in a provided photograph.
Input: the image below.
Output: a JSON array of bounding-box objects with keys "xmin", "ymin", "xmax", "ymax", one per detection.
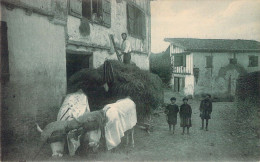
[{"xmin": 165, "ymin": 94, "xmax": 212, "ymax": 135}]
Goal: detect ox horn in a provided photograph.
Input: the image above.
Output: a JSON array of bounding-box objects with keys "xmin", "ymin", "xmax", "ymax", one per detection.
[{"xmin": 36, "ymin": 123, "xmax": 43, "ymax": 133}]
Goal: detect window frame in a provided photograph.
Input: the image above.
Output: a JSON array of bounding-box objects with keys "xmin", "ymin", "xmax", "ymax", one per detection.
[
  {"xmin": 248, "ymin": 55, "xmax": 258, "ymax": 67},
  {"xmin": 173, "ymin": 54, "xmax": 186, "ymax": 67},
  {"xmin": 127, "ymin": 3, "xmax": 146, "ymax": 39},
  {"xmin": 229, "ymin": 58, "xmax": 237, "ymax": 64},
  {"xmin": 205, "ymin": 56, "xmax": 213, "ymax": 68},
  {"xmin": 69, "ymin": 0, "xmax": 111, "ymax": 28}
]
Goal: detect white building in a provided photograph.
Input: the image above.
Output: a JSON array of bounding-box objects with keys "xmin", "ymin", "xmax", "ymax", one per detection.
[{"xmin": 164, "ymin": 38, "xmax": 260, "ymax": 100}]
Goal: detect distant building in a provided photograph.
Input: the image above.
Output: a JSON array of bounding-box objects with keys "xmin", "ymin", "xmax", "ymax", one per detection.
[
  {"xmin": 164, "ymin": 38, "xmax": 260, "ymax": 99},
  {"xmin": 0, "ymin": 0, "xmax": 151, "ymax": 116}
]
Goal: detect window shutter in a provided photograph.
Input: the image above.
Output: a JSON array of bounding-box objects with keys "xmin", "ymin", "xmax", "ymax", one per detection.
[
  {"xmin": 183, "ymin": 55, "xmax": 186, "ymax": 67},
  {"xmin": 102, "ymin": 0, "xmax": 111, "ymax": 27},
  {"xmin": 135, "ymin": 9, "xmax": 140, "ymax": 37},
  {"xmin": 206, "ymin": 56, "xmax": 213, "ymax": 68},
  {"xmin": 97, "ymin": 0, "xmax": 102, "ymax": 17},
  {"xmin": 230, "ymin": 58, "xmax": 237, "ymax": 64},
  {"xmin": 127, "ymin": 4, "xmax": 135, "ymax": 35},
  {"xmin": 82, "ymin": 0, "xmax": 92, "ymax": 19},
  {"xmin": 0, "ymin": 21, "xmax": 9, "ymax": 82},
  {"xmin": 141, "ymin": 11, "xmax": 146, "ymax": 39},
  {"xmin": 249, "ymin": 56, "xmax": 259, "ymax": 67},
  {"xmin": 253, "ymin": 56, "xmax": 258, "ymax": 66},
  {"xmin": 69, "ymin": 0, "xmax": 82, "ymax": 18},
  {"xmin": 174, "ymin": 55, "xmax": 183, "ymax": 67}
]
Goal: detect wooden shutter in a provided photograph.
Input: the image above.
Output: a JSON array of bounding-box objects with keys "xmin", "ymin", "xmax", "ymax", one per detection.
[
  {"xmin": 97, "ymin": 0, "xmax": 102, "ymax": 17},
  {"xmin": 174, "ymin": 55, "xmax": 183, "ymax": 67},
  {"xmin": 69, "ymin": 0, "xmax": 82, "ymax": 18},
  {"xmin": 141, "ymin": 11, "xmax": 146, "ymax": 39},
  {"xmin": 127, "ymin": 4, "xmax": 135, "ymax": 35},
  {"xmin": 102, "ymin": 0, "xmax": 111, "ymax": 27},
  {"xmin": 206, "ymin": 56, "xmax": 213, "ymax": 68},
  {"xmin": 253, "ymin": 56, "xmax": 258, "ymax": 66},
  {"xmin": 249, "ymin": 56, "xmax": 258, "ymax": 67},
  {"xmin": 135, "ymin": 9, "xmax": 140, "ymax": 37},
  {"xmin": 82, "ymin": 0, "xmax": 91, "ymax": 19},
  {"xmin": 249, "ymin": 56, "xmax": 253, "ymax": 67},
  {"xmin": 0, "ymin": 21, "xmax": 9, "ymax": 82},
  {"xmin": 230, "ymin": 58, "xmax": 237, "ymax": 64},
  {"xmin": 182, "ymin": 55, "xmax": 186, "ymax": 67}
]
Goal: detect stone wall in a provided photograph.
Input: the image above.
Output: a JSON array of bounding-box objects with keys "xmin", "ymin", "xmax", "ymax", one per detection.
[
  {"xmin": 1, "ymin": 5, "xmax": 67, "ymax": 116},
  {"xmin": 193, "ymin": 52, "xmax": 260, "ymax": 98}
]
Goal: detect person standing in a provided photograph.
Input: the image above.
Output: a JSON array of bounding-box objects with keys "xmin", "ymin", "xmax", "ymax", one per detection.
[
  {"xmin": 180, "ymin": 97, "xmax": 192, "ymax": 135},
  {"xmin": 120, "ymin": 33, "xmax": 131, "ymax": 64},
  {"xmin": 165, "ymin": 97, "xmax": 179, "ymax": 134},
  {"xmin": 200, "ymin": 94, "xmax": 212, "ymax": 131}
]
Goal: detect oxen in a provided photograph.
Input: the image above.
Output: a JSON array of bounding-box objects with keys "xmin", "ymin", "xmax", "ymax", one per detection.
[
  {"xmin": 80, "ymin": 97, "xmax": 137, "ymax": 151},
  {"xmin": 36, "ymin": 92, "xmax": 137, "ymax": 157},
  {"xmin": 36, "ymin": 89, "xmax": 104, "ymax": 157},
  {"xmin": 103, "ymin": 97, "xmax": 137, "ymax": 150}
]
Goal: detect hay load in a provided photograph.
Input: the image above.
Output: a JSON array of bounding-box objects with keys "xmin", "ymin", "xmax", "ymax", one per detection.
[{"xmin": 67, "ymin": 60, "xmax": 164, "ymax": 121}]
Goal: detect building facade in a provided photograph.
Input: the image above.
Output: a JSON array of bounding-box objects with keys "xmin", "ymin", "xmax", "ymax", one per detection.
[
  {"xmin": 164, "ymin": 38, "xmax": 260, "ymax": 99},
  {"xmin": 0, "ymin": 0, "xmax": 151, "ymax": 117},
  {"xmin": 66, "ymin": 0, "xmax": 151, "ymax": 72}
]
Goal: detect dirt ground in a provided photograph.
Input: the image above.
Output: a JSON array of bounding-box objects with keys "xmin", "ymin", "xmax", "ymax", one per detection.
[{"xmin": 3, "ymin": 89, "xmax": 260, "ymax": 161}]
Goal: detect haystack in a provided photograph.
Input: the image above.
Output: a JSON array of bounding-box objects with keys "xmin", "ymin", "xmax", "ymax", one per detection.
[{"xmin": 67, "ymin": 60, "xmax": 164, "ymax": 121}]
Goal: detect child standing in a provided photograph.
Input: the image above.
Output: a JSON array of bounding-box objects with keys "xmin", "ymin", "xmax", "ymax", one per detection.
[
  {"xmin": 180, "ymin": 97, "xmax": 192, "ymax": 135},
  {"xmin": 165, "ymin": 97, "xmax": 179, "ymax": 134},
  {"xmin": 200, "ymin": 94, "xmax": 212, "ymax": 131}
]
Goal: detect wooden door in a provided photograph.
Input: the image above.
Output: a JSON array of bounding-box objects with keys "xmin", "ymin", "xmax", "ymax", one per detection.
[{"xmin": 174, "ymin": 77, "xmax": 180, "ymax": 92}]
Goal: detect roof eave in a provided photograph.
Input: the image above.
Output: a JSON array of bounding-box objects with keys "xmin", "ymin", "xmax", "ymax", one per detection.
[{"xmin": 186, "ymin": 49, "xmax": 260, "ymax": 53}]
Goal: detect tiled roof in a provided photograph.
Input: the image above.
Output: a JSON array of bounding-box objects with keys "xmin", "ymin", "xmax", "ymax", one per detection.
[{"xmin": 164, "ymin": 38, "xmax": 260, "ymax": 52}]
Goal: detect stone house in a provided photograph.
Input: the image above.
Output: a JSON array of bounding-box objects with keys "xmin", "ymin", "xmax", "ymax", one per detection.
[
  {"xmin": 0, "ymin": 0, "xmax": 151, "ymax": 117},
  {"xmin": 164, "ymin": 38, "xmax": 260, "ymax": 99}
]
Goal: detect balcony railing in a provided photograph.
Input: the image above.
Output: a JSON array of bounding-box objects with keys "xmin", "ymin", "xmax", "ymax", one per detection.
[{"xmin": 172, "ymin": 66, "xmax": 191, "ymax": 75}]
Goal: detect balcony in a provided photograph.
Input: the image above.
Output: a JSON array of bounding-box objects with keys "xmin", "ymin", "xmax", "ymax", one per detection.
[{"xmin": 172, "ymin": 66, "xmax": 191, "ymax": 75}]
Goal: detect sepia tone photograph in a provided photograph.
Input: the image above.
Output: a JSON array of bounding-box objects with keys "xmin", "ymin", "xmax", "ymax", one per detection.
[{"xmin": 0, "ymin": 0, "xmax": 259, "ymax": 161}]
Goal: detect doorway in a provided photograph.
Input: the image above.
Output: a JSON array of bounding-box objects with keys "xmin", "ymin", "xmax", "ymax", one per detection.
[
  {"xmin": 66, "ymin": 52, "xmax": 92, "ymax": 81},
  {"xmin": 174, "ymin": 77, "xmax": 185, "ymax": 92}
]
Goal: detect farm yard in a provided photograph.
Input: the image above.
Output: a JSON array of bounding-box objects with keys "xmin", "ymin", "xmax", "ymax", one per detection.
[
  {"xmin": 1, "ymin": 0, "xmax": 260, "ymax": 161},
  {"xmin": 3, "ymin": 89, "xmax": 259, "ymax": 161}
]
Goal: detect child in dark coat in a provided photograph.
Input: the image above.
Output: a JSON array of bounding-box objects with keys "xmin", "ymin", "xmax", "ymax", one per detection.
[
  {"xmin": 180, "ymin": 97, "xmax": 192, "ymax": 135},
  {"xmin": 200, "ymin": 94, "xmax": 212, "ymax": 131},
  {"xmin": 165, "ymin": 97, "xmax": 179, "ymax": 134}
]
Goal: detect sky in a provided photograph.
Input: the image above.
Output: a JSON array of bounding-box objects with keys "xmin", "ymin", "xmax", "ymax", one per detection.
[{"xmin": 151, "ymin": 0, "xmax": 260, "ymax": 53}]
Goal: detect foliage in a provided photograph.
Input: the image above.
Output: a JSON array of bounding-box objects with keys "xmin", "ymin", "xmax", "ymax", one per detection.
[
  {"xmin": 150, "ymin": 48, "xmax": 172, "ymax": 85},
  {"xmin": 235, "ymin": 71, "xmax": 260, "ymax": 138}
]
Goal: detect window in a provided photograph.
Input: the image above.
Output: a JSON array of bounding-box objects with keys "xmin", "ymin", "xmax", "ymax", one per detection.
[
  {"xmin": 1, "ymin": 21, "xmax": 9, "ymax": 83},
  {"xmin": 229, "ymin": 58, "xmax": 237, "ymax": 64},
  {"xmin": 127, "ymin": 4, "xmax": 146, "ymax": 39},
  {"xmin": 69, "ymin": 0, "xmax": 111, "ymax": 28},
  {"xmin": 248, "ymin": 56, "xmax": 258, "ymax": 67},
  {"xmin": 174, "ymin": 55, "xmax": 186, "ymax": 67},
  {"xmin": 206, "ymin": 56, "xmax": 213, "ymax": 68}
]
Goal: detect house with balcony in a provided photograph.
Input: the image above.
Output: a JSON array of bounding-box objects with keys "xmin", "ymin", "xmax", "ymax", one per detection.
[{"xmin": 164, "ymin": 38, "xmax": 260, "ymax": 99}]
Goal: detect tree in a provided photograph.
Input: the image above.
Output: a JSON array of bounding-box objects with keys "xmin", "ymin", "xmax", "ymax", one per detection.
[{"xmin": 150, "ymin": 46, "xmax": 172, "ymax": 85}]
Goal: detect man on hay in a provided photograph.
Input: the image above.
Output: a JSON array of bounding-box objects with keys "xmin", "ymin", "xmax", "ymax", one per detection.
[{"xmin": 120, "ymin": 33, "xmax": 132, "ymax": 64}]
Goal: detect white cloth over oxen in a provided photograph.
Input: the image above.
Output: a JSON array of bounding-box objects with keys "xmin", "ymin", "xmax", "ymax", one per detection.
[
  {"xmin": 57, "ymin": 89, "xmax": 100, "ymax": 156},
  {"xmin": 103, "ymin": 97, "xmax": 137, "ymax": 150},
  {"xmin": 57, "ymin": 89, "xmax": 90, "ymax": 121}
]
